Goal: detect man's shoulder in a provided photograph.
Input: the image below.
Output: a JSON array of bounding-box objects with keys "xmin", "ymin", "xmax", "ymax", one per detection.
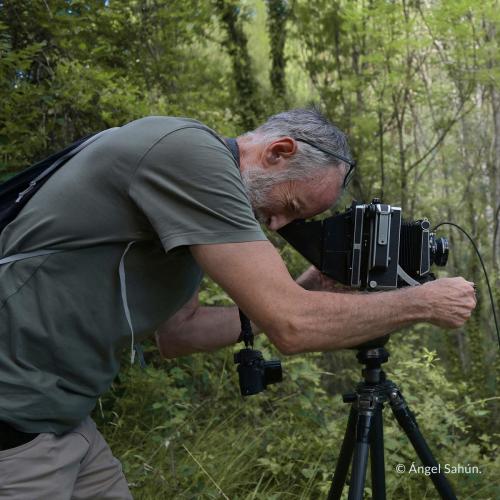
[
  {"xmin": 122, "ymin": 116, "xmax": 219, "ymax": 142},
  {"xmin": 103, "ymin": 116, "xmax": 228, "ymax": 170},
  {"xmin": 122, "ymin": 116, "xmax": 235, "ymax": 171}
]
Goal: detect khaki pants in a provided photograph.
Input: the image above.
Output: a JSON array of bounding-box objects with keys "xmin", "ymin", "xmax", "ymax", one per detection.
[{"xmin": 0, "ymin": 417, "xmax": 132, "ymax": 500}]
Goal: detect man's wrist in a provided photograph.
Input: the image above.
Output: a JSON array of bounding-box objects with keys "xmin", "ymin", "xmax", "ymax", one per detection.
[{"xmin": 403, "ymin": 284, "xmax": 433, "ymax": 324}]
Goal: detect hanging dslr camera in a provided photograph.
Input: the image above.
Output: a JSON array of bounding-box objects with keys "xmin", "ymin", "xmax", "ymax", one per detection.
[
  {"xmin": 234, "ymin": 310, "xmax": 283, "ymax": 396},
  {"xmin": 278, "ymin": 198, "xmax": 449, "ymax": 290}
]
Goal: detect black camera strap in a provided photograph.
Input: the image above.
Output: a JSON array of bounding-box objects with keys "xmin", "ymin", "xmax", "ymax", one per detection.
[
  {"xmin": 226, "ymin": 139, "xmax": 253, "ymax": 348},
  {"xmin": 238, "ymin": 309, "xmax": 254, "ymax": 347}
]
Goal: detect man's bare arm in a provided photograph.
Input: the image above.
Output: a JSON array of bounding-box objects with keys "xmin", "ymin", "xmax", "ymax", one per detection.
[
  {"xmin": 156, "ymin": 265, "xmax": 338, "ymax": 358},
  {"xmin": 156, "ymin": 291, "xmax": 241, "ymax": 358},
  {"xmin": 188, "ymin": 240, "xmax": 476, "ymax": 354}
]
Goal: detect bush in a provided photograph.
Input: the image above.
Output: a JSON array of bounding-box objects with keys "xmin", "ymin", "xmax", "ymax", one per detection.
[{"xmin": 94, "ymin": 332, "xmax": 500, "ymax": 499}]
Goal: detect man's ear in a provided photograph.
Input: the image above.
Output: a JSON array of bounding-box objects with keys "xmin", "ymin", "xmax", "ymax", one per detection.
[{"xmin": 261, "ymin": 137, "xmax": 297, "ymax": 169}]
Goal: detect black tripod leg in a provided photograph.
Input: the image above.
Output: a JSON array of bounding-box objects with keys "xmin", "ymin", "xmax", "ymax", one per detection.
[
  {"xmin": 328, "ymin": 405, "xmax": 357, "ymax": 500},
  {"xmin": 389, "ymin": 390, "xmax": 457, "ymax": 500},
  {"xmin": 370, "ymin": 409, "xmax": 386, "ymax": 500},
  {"xmin": 347, "ymin": 406, "xmax": 376, "ymax": 500}
]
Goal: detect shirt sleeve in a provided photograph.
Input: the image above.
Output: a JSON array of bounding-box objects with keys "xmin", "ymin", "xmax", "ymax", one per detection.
[{"xmin": 129, "ymin": 126, "xmax": 267, "ymax": 252}]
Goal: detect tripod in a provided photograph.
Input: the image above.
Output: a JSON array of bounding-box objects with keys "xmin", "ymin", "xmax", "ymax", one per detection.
[{"xmin": 327, "ymin": 342, "xmax": 457, "ymax": 500}]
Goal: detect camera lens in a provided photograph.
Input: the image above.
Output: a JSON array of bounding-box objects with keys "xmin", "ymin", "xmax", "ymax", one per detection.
[
  {"xmin": 263, "ymin": 360, "xmax": 283, "ymax": 387},
  {"xmin": 430, "ymin": 235, "xmax": 449, "ymax": 266}
]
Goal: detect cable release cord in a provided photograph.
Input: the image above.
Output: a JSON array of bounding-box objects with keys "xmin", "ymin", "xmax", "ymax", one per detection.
[{"xmin": 434, "ymin": 222, "xmax": 500, "ymax": 351}]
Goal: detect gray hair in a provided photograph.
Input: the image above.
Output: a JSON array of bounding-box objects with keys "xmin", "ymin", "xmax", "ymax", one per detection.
[{"xmin": 248, "ymin": 108, "xmax": 353, "ymax": 180}]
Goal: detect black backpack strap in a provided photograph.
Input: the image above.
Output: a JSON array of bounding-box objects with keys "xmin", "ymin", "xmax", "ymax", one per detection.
[
  {"xmin": 14, "ymin": 129, "xmax": 117, "ymax": 205},
  {"xmin": 0, "ymin": 128, "xmax": 118, "ymax": 232},
  {"xmin": 224, "ymin": 138, "xmax": 241, "ymax": 168}
]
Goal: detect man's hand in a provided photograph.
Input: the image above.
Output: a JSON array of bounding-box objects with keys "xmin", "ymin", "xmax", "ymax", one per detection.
[
  {"xmin": 296, "ymin": 266, "xmax": 334, "ymax": 291},
  {"xmin": 296, "ymin": 265, "xmax": 352, "ymax": 293},
  {"xmin": 418, "ymin": 277, "xmax": 477, "ymax": 329}
]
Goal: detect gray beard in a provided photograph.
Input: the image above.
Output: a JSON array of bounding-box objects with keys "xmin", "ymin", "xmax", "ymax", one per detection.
[{"xmin": 240, "ymin": 166, "xmax": 294, "ymax": 223}]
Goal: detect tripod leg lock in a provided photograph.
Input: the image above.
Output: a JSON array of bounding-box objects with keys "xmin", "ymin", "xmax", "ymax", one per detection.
[
  {"xmin": 358, "ymin": 393, "xmax": 381, "ymax": 413},
  {"xmin": 343, "ymin": 393, "xmax": 357, "ymax": 403},
  {"xmin": 388, "ymin": 389, "xmax": 418, "ymax": 428}
]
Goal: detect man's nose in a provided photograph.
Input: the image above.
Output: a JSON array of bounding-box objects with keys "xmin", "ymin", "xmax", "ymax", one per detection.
[{"xmin": 267, "ymin": 214, "xmax": 293, "ymax": 231}]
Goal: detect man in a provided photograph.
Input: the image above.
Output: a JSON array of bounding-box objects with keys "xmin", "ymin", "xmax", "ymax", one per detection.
[{"xmin": 0, "ymin": 109, "xmax": 476, "ymax": 499}]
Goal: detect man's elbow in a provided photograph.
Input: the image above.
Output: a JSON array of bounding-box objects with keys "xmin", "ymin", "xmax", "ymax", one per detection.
[
  {"xmin": 155, "ymin": 331, "xmax": 170, "ymax": 358},
  {"xmin": 266, "ymin": 319, "xmax": 304, "ymax": 355},
  {"xmin": 158, "ymin": 345, "xmax": 178, "ymax": 360},
  {"xmin": 155, "ymin": 330, "xmax": 186, "ymax": 359}
]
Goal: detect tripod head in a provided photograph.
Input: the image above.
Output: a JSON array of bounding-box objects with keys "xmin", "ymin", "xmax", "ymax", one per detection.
[
  {"xmin": 350, "ymin": 334, "xmax": 390, "ymax": 350},
  {"xmin": 354, "ymin": 336, "xmax": 391, "ymax": 385}
]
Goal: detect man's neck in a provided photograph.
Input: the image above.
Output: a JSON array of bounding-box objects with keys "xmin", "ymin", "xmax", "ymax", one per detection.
[{"xmin": 236, "ymin": 135, "xmax": 261, "ymax": 174}]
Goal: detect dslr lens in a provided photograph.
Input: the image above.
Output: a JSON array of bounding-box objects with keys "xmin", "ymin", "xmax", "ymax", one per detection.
[{"xmin": 263, "ymin": 360, "xmax": 283, "ymax": 387}]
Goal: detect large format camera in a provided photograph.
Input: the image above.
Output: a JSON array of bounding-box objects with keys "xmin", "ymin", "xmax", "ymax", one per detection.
[
  {"xmin": 235, "ymin": 198, "xmax": 449, "ymax": 397},
  {"xmin": 278, "ymin": 198, "xmax": 449, "ymax": 291}
]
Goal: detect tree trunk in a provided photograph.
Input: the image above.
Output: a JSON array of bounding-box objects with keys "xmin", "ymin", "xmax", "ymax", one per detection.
[
  {"xmin": 267, "ymin": 0, "xmax": 289, "ymax": 101},
  {"xmin": 490, "ymin": 88, "xmax": 500, "ymax": 276},
  {"xmin": 215, "ymin": 0, "xmax": 263, "ymax": 131}
]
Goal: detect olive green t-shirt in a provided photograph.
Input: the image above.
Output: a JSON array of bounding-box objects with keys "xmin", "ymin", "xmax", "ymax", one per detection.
[{"xmin": 0, "ymin": 116, "xmax": 266, "ymax": 434}]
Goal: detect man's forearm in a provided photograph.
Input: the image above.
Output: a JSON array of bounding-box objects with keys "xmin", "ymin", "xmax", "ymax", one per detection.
[
  {"xmin": 158, "ymin": 285, "xmax": 430, "ymax": 357},
  {"xmin": 156, "ymin": 306, "xmax": 239, "ymax": 358},
  {"xmin": 295, "ymin": 265, "xmax": 353, "ymax": 293},
  {"xmin": 277, "ymin": 286, "xmax": 430, "ymax": 353},
  {"xmin": 156, "ymin": 305, "xmax": 263, "ymax": 358}
]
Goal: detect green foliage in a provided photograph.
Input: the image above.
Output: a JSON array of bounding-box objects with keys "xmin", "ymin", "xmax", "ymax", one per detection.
[
  {"xmin": 0, "ymin": 0, "xmax": 231, "ymax": 177},
  {"xmin": 95, "ymin": 335, "xmax": 500, "ymax": 498}
]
